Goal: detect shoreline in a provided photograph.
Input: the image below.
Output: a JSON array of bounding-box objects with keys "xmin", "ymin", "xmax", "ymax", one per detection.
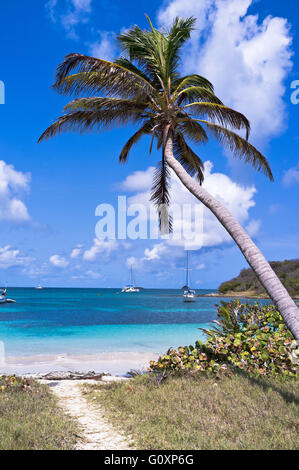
[
  {"xmin": 0, "ymin": 351, "xmax": 159, "ymax": 376},
  {"xmin": 200, "ymin": 292, "xmax": 299, "ymax": 301}
]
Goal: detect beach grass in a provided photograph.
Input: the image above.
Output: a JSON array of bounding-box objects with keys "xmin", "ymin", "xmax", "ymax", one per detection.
[
  {"xmin": 82, "ymin": 372, "xmax": 299, "ymax": 450},
  {"xmin": 0, "ymin": 376, "xmax": 79, "ymax": 450}
]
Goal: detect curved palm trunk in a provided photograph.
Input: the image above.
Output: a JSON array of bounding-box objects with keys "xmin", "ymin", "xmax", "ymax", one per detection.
[{"xmin": 164, "ymin": 134, "xmax": 299, "ymax": 340}]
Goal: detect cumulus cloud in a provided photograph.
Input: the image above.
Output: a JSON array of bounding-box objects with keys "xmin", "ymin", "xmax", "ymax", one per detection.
[
  {"xmin": 70, "ymin": 244, "xmax": 84, "ymax": 259},
  {"xmin": 83, "ymin": 238, "xmax": 118, "ymax": 261},
  {"xmin": 144, "ymin": 243, "xmax": 168, "ymax": 261},
  {"xmin": 126, "ymin": 243, "xmax": 169, "ymax": 271},
  {"xmin": 50, "ymin": 254, "xmax": 69, "ymax": 268},
  {"xmin": 0, "ymin": 245, "xmax": 32, "ymax": 269},
  {"xmin": 121, "ymin": 167, "xmax": 154, "ymax": 192},
  {"xmin": 282, "ymin": 165, "xmax": 299, "ymax": 186},
  {"xmin": 158, "ymin": 0, "xmax": 293, "ymax": 142},
  {"xmin": 89, "ymin": 32, "xmax": 116, "ymax": 60},
  {"xmin": 123, "ymin": 161, "xmax": 258, "ymax": 249},
  {"xmin": 0, "ymin": 160, "xmax": 30, "ymax": 222}
]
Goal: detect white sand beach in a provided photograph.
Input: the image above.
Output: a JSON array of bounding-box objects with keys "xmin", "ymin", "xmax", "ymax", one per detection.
[{"xmin": 0, "ymin": 350, "xmax": 159, "ymax": 376}]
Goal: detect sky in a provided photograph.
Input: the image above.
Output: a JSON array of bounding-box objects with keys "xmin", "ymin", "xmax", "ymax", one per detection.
[{"xmin": 0, "ymin": 0, "xmax": 298, "ymax": 288}]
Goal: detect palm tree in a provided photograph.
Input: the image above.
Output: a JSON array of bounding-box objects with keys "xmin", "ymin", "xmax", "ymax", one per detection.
[{"xmin": 38, "ymin": 16, "xmax": 299, "ymax": 339}]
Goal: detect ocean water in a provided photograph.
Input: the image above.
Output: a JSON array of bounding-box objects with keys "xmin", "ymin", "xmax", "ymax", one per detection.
[{"xmin": 0, "ymin": 288, "xmax": 269, "ymax": 374}]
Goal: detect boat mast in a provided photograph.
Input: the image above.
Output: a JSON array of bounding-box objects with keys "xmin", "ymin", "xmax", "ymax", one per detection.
[{"xmin": 186, "ymin": 251, "xmax": 190, "ymax": 289}]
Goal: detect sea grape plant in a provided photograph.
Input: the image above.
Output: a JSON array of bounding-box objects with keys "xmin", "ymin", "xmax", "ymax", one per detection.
[{"xmin": 149, "ymin": 301, "xmax": 298, "ymax": 378}]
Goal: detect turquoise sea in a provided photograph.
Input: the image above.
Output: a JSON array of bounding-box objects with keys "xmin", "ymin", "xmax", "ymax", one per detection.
[{"xmin": 0, "ymin": 288, "xmax": 269, "ymax": 375}]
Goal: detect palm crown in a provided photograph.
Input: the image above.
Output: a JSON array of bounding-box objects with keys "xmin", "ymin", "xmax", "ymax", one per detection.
[{"xmin": 39, "ymin": 16, "xmax": 273, "ymax": 231}]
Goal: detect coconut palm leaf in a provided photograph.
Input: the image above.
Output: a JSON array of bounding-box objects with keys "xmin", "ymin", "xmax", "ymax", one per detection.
[
  {"xmin": 201, "ymin": 121, "xmax": 273, "ymax": 180},
  {"xmin": 150, "ymin": 156, "xmax": 172, "ymax": 234},
  {"xmin": 63, "ymin": 97, "xmax": 150, "ymax": 113},
  {"xmin": 184, "ymin": 102, "xmax": 251, "ymax": 139},
  {"xmin": 177, "ymin": 118, "xmax": 208, "ymax": 144},
  {"xmin": 119, "ymin": 120, "xmax": 154, "ymax": 163},
  {"xmin": 174, "ymin": 86, "xmax": 223, "ymax": 106},
  {"xmin": 38, "ymin": 107, "xmax": 145, "ymax": 142},
  {"xmin": 173, "ymin": 131, "xmax": 204, "ymax": 183},
  {"xmin": 54, "ymin": 54, "xmax": 156, "ymax": 100},
  {"xmin": 172, "ymin": 74, "xmax": 215, "ymax": 96}
]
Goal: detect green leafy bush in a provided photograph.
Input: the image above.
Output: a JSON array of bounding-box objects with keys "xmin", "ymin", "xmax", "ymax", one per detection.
[
  {"xmin": 149, "ymin": 301, "xmax": 298, "ymax": 378},
  {"xmin": 0, "ymin": 375, "xmax": 32, "ymax": 393}
]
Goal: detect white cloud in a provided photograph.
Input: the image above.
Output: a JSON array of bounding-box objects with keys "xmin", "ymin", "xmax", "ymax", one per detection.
[
  {"xmin": 246, "ymin": 219, "xmax": 261, "ymax": 237},
  {"xmin": 72, "ymin": 269, "xmax": 103, "ymax": 280},
  {"xmin": 83, "ymin": 238, "xmax": 118, "ymax": 261},
  {"xmin": 144, "ymin": 243, "xmax": 168, "ymax": 261},
  {"xmin": 70, "ymin": 244, "xmax": 83, "ymax": 258},
  {"xmin": 45, "ymin": 0, "xmax": 58, "ymax": 22},
  {"xmin": 125, "ymin": 255, "xmax": 144, "ymax": 270},
  {"xmin": 125, "ymin": 243, "xmax": 169, "ymax": 271},
  {"xmin": 121, "ymin": 167, "xmax": 155, "ymax": 192},
  {"xmin": 0, "ymin": 245, "xmax": 32, "ymax": 269},
  {"xmin": 282, "ymin": 165, "xmax": 299, "ymax": 186},
  {"xmin": 50, "ymin": 254, "xmax": 69, "ymax": 268},
  {"xmin": 89, "ymin": 32, "xmax": 116, "ymax": 60},
  {"xmin": 0, "ymin": 160, "xmax": 30, "ymax": 222},
  {"xmin": 123, "ymin": 161, "xmax": 258, "ymax": 249},
  {"xmin": 23, "ymin": 262, "xmax": 49, "ymax": 279},
  {"xmin": 158, "ymin": 0, "xmax": 293, "ymax": 142},
  {"xmin": 46, "ymin": 0, "xmax": 92, "ymax": 38}
]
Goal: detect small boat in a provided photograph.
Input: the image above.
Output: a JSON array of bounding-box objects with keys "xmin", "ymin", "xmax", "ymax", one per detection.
[
  {"xmin": 0, "ymin": 289, "xmax": 7, "ymax": 304},
  {"xmin": 183, "ymin": 252, "xmax": 196, "ymax": 302},
  {"xmin": 122, "ymin": 266, "xmax": 140, "ymax": 293},
  {"xmin": 0, "ymin": 288, "xmax": 16, "ymax": 304},
  {"xmin": 183, "ymin": 288, "xmax": 196, "ymax": 302},
  {"xmin": 35, "ymin": 284, "xmax": 43, "ymax": 290}
]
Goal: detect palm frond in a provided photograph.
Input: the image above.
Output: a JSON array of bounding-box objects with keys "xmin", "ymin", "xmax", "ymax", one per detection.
[
  {"xmin": 177, "ymin": 118, "xmax": 208, "ymax": 144},
  {"xmin": 114, "ymin": 56, "xmax": 153, "ymax": 84},
  {"xmin": 173, "ymin": 131, "xmax": 204, "ymax": 183},
  {"xmin": 163, "ymin": 17, "xmax": 196, "ymax": 81},
  {"xmin": 174, "ymin": 86, "xmax": 223, "ymax": 106},
  {"xmin": 38, "ymin": 108, "xmax": 145, "ymax": 143},
  {"xmin": 119, "ymin": 120, "xmax": 154, "ymax": 163},
  {"xmin": 184, "ymin": 102, "xmax": 250, "ymax": 139},
  {"xmin": 63, "ymin": 97, "xmax": 149, "ymax": 113},
  {"xmin": 150, "ymin": 156, "xmax": 172, "ymax": 234},
  {"xmin": 53, "ymin": 54, "xmax": 157, "ymax": 100},
  {"xmin": 201, "ymin": 121, "xmax": 274, "ymax": 181},
  {"xmin": 172, "ymin": 74, "xmax": 214, "ymax": 96},
  {"xmin": 117, "ymin": 26, "xmax": 163, "ymax": 85}
]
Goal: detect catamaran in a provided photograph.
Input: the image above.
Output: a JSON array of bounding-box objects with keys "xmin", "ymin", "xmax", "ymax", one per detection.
[
  {"xmin": 183, "ymin": 251, "xmax": 196, "ymax": 302},
  {"xmin": 122, "ymin": 266, "xmax": 140, "ymax": 293}
]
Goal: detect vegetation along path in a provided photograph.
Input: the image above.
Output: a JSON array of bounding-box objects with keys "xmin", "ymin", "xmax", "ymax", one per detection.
[{"xmin": 40, "ymin": 379, "xmax": 133, "ymax": 450}]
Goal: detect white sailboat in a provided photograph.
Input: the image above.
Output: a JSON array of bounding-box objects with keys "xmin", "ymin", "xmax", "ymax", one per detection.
[
  {"xmin": 183, "ymin": 251, "xmax": 196, "ymax": 302},
  {"xmin": 122, "ymin": 266, "xmax": 140, "ymax": 293}
]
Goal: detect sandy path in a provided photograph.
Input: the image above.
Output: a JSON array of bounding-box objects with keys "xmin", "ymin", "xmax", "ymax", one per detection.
[{"xmin": 40, "ymin": 379, "xmax": 133, "ymax": 450}]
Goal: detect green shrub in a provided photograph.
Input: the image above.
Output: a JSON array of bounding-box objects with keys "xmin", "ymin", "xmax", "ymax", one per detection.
[
  {"xmin": 0, "ymin": 375, "xmax": 32, "ymax": 393},
  {"xmin": 149, "ymin": 301, "xmax": 298, "ymax": 378}
]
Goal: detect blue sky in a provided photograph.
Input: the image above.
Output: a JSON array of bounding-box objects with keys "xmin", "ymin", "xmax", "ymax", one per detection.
[{"xmin": 0, "ymin": 0, "xmax": 298, "ymax": 288}]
